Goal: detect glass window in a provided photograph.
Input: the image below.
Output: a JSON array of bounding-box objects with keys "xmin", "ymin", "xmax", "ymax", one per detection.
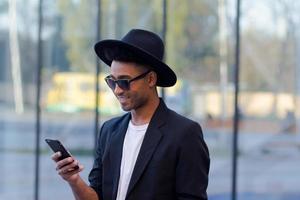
[
  {"xmin": 1, "ymin": 0, "xmax": 300, "ymax": 199},
  {"xmin": 237, "ymin": 0, "xmax": 300, "ymax": 199},
  {"xmin": 0, "ymin": 0, "xmax": 36, "ymax": 199},
  {"xmin": 40, "ymin": 0, "xmax": 99, "ymax": 199},
  {"xmin": 167, "ymin": 0, "xmax": 233, "ymax": 199}
]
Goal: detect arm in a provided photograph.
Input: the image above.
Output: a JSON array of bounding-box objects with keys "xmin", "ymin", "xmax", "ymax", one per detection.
[
  {"xmin": 52, "ymin": 122, "xmax": 109, "ymax": 200},
  {"xmin": 175, "ymin": 123, "xmax": 210, "ymax": 200},
  {"xmin": 69, "ymin": 175, "xmax": 99, "ymax": 200},
  {"xmin": 52, "ymin": 153, "xmax": 99, "ymax": 200}
]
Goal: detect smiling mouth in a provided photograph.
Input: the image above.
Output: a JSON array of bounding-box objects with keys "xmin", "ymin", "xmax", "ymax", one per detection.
[{"xmin": 118, "ymin": 96, "xmax": 128, "ymax": 103}]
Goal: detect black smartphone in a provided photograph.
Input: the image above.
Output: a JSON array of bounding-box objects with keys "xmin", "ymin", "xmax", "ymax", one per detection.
[
  {"xmin": 45, "ymin": 139, "xmax": 72, "ymax": 160},
  {"xmin": 45, "ymin": 139, "xmax": 79, "ymax": 170}
]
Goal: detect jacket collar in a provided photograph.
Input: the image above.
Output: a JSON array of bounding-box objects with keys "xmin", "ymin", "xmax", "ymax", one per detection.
[
  {"xmin": 109, "ymin": 99, "xmax": 169, "ymax": 200},
  {"xmin": 126, "ymin": 99, "xmax": 169, "ymax": 197}
]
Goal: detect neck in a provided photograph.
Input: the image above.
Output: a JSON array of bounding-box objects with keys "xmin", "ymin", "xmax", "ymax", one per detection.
[{"xmin": 130, "ymin": 96, "xmax": 160, "ymax": 126}]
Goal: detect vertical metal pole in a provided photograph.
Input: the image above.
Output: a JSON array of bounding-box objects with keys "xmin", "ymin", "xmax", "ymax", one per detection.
[
  {"xmin": 94, "ymin": 0, "xmax": 102, "ymax": 151},
  {"xmin": 8, "ymin": 0, "xmax": 24, "ymax": 114},
  {"xmin": 231, "ymin": 0, "xmax": 241, "ymax": 200},
  {"xmin": 296, "ymin": 31, "xmax": 300, "ymax": 134},
  {"xmin": 161, "ymin": 0, "xmax": 167, "ymax": 100},
  {"xmin": 35, "ymin": 0, "xmax": 43, "ymax": 199},
  {"xmin": 218, "ymin": 0, "xmax": 228, "ymax": 121}
]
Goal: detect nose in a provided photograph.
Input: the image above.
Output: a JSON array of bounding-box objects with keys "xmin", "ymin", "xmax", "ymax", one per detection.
[{"xmin": 113, "ymin": 83, "xmax": 124, "ymax": 95}]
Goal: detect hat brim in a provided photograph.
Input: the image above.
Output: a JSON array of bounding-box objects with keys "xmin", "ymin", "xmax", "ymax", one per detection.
[{"xmin": 94, "ymin": 40, "xmax": 177, "ymax": 87}]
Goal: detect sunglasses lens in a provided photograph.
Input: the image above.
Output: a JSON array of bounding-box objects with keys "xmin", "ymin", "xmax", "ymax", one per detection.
[
  {"xmin": 105, "ymin": 78, "xmax": 116, "ymax": 90},
  {"xmin": 117, "ymin": 80, "xmax": 130, "ymax": 90},
  {"xmin": 105, "ymin": 78, "xmax": 130, "ymax": 90}
]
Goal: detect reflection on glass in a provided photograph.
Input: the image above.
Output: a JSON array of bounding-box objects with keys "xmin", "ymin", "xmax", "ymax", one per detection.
[{"xmin": 1, "ymin": 0, "xmax": 300, "ymax": 199}]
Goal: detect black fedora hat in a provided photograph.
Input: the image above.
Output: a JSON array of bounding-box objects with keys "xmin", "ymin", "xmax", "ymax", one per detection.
[{"xmin": 94, "ymin": 29, "xmax": 177, "ymax": 87}]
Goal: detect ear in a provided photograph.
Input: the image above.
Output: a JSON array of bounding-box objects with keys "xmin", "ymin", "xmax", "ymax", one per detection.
[{"xmin": 148, "ymin": 71, "xmax": 157, "ymax": 87}]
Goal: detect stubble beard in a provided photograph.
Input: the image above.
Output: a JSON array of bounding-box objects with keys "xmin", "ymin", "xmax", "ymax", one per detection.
[{"xmin": 119, "ymin": 93, "xmax": 147, "ymax": 112}]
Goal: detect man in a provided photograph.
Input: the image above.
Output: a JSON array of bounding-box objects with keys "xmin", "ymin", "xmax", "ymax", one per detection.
[{"xmin": 52, "ymin": 29, "xmax": 210, "ymax": 200}]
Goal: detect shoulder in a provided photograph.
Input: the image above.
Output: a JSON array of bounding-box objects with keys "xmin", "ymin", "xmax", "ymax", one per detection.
[
  {"xmin": 97, "ymin": 113, "xmax": 129, "ymax": 143},
  {"xmin": 166, "ymin": 108, "xmax": 201, "ymax": 129},
  {"xmin": 162, "ymin": 107, "xmax": 205, "ymax": 142},
  {"xmin": 102, "ymin": 113, "xmax": 129, "ymax": 129},
  {"xmin": 166, "ymin": 108, "xmax": 209, "ymax": 155}
]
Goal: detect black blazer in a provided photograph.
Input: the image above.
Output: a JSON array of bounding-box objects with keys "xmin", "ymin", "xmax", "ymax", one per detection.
[{"xmin": 89, "ymin": 100, "xmax": 210, "ymax": 200}]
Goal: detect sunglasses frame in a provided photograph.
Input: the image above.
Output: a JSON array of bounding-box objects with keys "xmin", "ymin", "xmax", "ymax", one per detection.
[{"xmin": 105, "ymin": 70, "xmax": 152, "ymax": 91}]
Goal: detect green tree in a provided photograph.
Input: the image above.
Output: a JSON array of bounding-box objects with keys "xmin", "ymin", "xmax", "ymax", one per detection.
[
  {"xmin": 57, "ymin": 0, "xmax": 98, "ymax": 72},
  {"xmin": 57, "ymin": 0, "xmax": 220, "ymax": 82},
  {"xmin": 167, "ymin": 0, "xmax": 219, "ymax": 83}
]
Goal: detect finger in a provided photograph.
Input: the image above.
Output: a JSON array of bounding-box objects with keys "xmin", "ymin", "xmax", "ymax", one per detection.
[
  {"xmin": 56, "ymin": 157, "xmax": 74, "ymax": 169},
  {"xmin": 51, "ymin": 152, "xmax": 61, "ymax": 162},
  {"xmin": 78, "ymin": 164, "xmax": 84, "ymax": 172},
  {"xmin": 71, "ymin": 164, "xmax": 84, "ymax": 174},
  {"xmin": 57, "ymin": 158, "xmax": 78, "ymax": 172},
  {"xmin": 59, "ymin": 165, "xmax": 83, "ymax": 177},
  {"xmin": 58, "ymin": 160, "xmax": 81, "ymax": 174},
  {"xmin": 67, "ymin": 159, "xmax": 80, "ymax": 171}
]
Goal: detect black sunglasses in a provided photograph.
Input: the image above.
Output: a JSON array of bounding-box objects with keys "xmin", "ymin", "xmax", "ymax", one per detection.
[{"xmin": 105, "ymin": 70, "xmax": 151, "ymax": 90}]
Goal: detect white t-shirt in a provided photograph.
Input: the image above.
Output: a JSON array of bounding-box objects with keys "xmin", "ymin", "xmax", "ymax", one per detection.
[{"xmin": 116, "ymin": 120, "xmax": 149, "ymax": 200}]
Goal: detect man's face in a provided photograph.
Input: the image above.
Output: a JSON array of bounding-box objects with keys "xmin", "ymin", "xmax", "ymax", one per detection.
[{"xmin": 107, "ymin": 60, "xmax": 151, "ymax": 111}]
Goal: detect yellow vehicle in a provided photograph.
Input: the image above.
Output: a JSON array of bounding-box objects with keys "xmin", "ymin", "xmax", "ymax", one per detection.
[{"xmin": 46, "ymin": 72, "xmax": 121, "ymax": 115}]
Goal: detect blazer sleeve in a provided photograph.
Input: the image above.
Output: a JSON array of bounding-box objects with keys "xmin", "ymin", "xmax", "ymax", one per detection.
[
  {"xmin": 88, "ymin": 122, "xmax": 107, "ymax": 199},
  {"xmin": 175, "ymin": 122, "xmax": 210, "ymax": 200}
]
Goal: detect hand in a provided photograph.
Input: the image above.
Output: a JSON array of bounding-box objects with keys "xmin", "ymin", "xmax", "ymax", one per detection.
[{"xmin": 51, "ymin": 152, "xmax": 84, "ymax": 184}]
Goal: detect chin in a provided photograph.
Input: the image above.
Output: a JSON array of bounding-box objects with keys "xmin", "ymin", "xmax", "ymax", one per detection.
[
  {"xmin": 121, "ymin": 106, "xmax": 132, "ymax": 112},
  {"xmin": 120, "ymin": 102, "xmax": 132, "ymax": 112}
]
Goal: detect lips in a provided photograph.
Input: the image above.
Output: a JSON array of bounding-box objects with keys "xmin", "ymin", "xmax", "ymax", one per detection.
[{"xmin": 117, "ymin": 96, "xmax": 128, "ymax": 104}]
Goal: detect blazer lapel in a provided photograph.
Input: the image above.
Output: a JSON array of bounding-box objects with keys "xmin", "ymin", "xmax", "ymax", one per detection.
[
  {"xmin": 109, "ymin": 114, "xmax": 131, "ymax": 200},
  {"xmin": 126, "ymin": 100, "xmax": 168, "ymax": 198}
]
